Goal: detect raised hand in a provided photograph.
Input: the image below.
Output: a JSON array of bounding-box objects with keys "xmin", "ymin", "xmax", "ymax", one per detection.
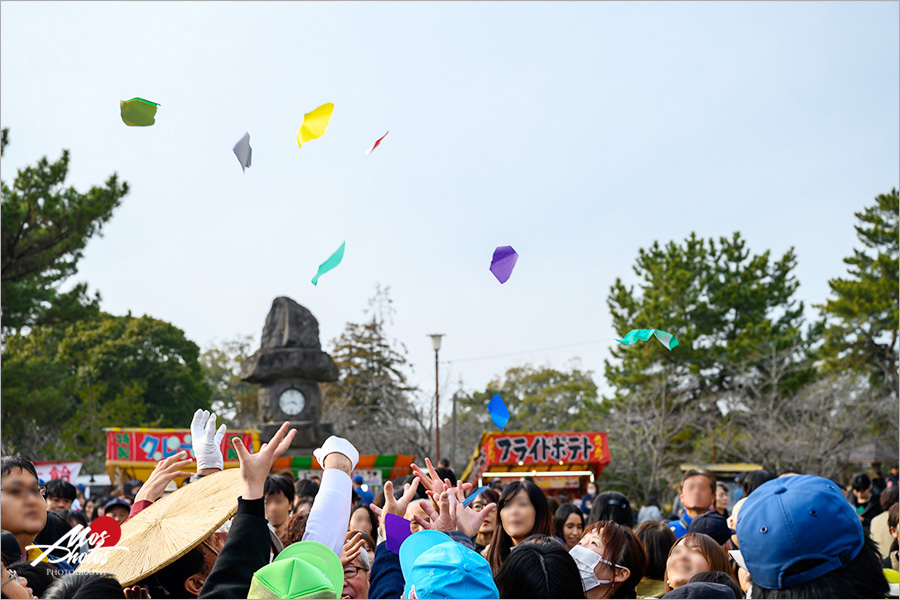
[
  {"xmin": 231, "ymin": 421, "xmax": 297, "ymax": 500},
  {"xmin": 416, "ymin": 491, "xmax": 454, "ymax": 533},
  {"xmin": 135, "ymin": 451, "xmax": 194, "ymax": 504},
  {"xmin": 454, "ymin": 491, "xmax": 496, "ymax": 538},
  {"xmin": 191, "ymin": 409, "xmax": 228, "ymax": 474},
  {"xmin": 411, "ymin": 458, "xmax": 473, "ymax": 510},
  {"xmin": 313, "ymin": 436, "xmax": 359, "ymax": 474},
  {"xmin": 340, "ymin": 531, "xmax": 366, "ymax": 567},
  {"xmin": 415, "ymin": 485, "xmax": 496, "ymax": 538},
  {"xmin": 369, "ymin": 477, "xmax": 420, "ymax": 540}
]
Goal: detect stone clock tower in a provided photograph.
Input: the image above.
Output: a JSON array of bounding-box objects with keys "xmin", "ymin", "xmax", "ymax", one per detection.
[{"xmin": 240, "ymin": 297, "xmax": 338, "ymax": 454}]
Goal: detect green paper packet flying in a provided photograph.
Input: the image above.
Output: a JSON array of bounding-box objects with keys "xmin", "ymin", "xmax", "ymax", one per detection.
[
  {"xmin": 311, "ymin": 241, "xmax": 345, "ymax": 286},
  {"xmin": 615, "ymin": 329, "xmax": 679, "ymax": 351},
  {"xmin": 120, "ymin": 98, "xmax": 159, "ymax": 126}
]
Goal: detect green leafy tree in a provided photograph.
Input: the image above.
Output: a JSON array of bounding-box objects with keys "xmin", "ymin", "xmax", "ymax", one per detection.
[
  {"xmin": 1, "ymin": 313, "xmax": 211, "ymax": 468},
  {"xmin": 449, "ymin": 363, "xmax": 600, "ymax": 470},
  {"xmin": 322, "ymin": 286, "xmax": 430, "ymax": 456},
  {"xmin": 816, "ymin": 190, "xmax": 899, "ymax": 396},
  {"xmin": 605, "ymin": 232, "xmax": 810, "ymax": 402},
  {"xmin": 200, "ymin": 336, "xmax": 260, "ymax": 428},
  {"xmin": 1, "ymin": 129, "xmax": 128, "ymax": 338}
]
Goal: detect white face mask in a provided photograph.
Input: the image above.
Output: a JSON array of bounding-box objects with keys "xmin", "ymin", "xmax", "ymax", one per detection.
[{"xmin": 569, "ymin": 544, "xmax": 626, "ymax": 590}]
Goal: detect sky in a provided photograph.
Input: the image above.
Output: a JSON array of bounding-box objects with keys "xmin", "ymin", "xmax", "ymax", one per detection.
[{"xmin": 2, "ymin": 1, "xmax": 898, "ymax": 417}]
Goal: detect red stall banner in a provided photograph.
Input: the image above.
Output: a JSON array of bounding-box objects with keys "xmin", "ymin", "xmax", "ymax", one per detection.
[
  {"xmin": 485, "ymin": 431, "xmax": 610, "ymax": 466},
  {"xmin": 106, "ymin": 428, "xmax": 256, "ymax": 465},
  {"xmin": 463, "ymin": 431, "xmax": 610, "ymax": 484}
]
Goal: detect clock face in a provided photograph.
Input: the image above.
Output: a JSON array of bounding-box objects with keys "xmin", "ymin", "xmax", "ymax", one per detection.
[{"xmin": 279, "ymin": 389, "xmax": 306, "ymax": 416}]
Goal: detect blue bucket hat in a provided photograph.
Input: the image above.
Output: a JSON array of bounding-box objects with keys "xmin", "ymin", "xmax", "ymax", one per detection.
[
  {"xmin": 399, "ymin": 530, "xmax": 498, "ymax": 599},
  {"xmin": 735, "ymin": 474, "xmax": 864, "ymax": 590}
]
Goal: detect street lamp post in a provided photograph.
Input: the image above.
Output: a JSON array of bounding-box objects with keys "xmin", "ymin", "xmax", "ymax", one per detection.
[{"xmin": 428, "ymin": 334, "xmax": 445, "ymax": 463}]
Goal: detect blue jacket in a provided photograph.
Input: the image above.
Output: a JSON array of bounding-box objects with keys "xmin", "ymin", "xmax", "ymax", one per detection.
[{"xmin": 667, "ymin": 510, "xmax": 713, "ymax": 539}]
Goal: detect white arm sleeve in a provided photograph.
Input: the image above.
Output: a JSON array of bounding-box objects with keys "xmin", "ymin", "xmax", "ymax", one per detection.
[{"xmin": 302, "ymin": 468, "xmax": 352, "ymax": 557}]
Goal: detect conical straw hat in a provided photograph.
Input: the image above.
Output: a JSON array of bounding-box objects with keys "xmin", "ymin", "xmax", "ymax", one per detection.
[{"xmin": 76, "ymin": 468, "xmax": 243, "ymax": 586}]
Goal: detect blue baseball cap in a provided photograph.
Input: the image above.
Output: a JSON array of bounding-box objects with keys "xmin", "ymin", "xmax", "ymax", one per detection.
[
  {"xmin": 352, "ymin": 475, "xmax": 364, "ymax": 484},
  {"xmin": 735, "ymin": 474, "xmax": 864, "ymax": 590},
  {"xmin": 399, "ymin": 530, "xmax": 498, "ymax": 599}
]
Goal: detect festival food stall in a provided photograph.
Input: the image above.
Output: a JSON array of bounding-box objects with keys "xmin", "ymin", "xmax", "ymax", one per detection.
[
  {"xmin": 105, "ymin": 427, "xmax": 260, "ymax": 485},
  {"xmin": 106, "ymin": 427, "xmax": 416, "ymax": 498},
  {"xmin": 461, "ymin": 431, "xmax": 611, "ymax": 501}
]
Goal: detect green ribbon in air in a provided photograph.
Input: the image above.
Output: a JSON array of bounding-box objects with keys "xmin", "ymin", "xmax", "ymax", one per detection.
[
  {"xmin": 311, "ymin": 241, "xmax": 345, "ymax": 286},
  {"xmin": 615, "ymin": 329, "xmax": 679, "ymax": 351}
]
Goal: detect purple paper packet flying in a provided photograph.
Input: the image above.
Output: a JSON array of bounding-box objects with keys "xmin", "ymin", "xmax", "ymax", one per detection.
[{"xmin": 490, "ymin": 246, "xmax": 518, "ymax": 284}]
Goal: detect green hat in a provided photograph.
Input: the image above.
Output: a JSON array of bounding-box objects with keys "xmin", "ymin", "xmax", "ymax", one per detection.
[{"xmin": 248, "ymin": 540, "xmax": 343, "ymax": 599}]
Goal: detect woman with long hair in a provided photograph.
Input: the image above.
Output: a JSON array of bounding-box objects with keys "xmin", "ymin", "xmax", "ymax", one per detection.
[
  {"xmin": 664, "ymin": 532, "xmax": 736, "ymax": 593},
  {"xmin": 486, "ymin": 480, "xmax": 551, "ymax": 574},
  {"xmin": 554, "ymin": 503, "xmax": 586, "ymax": 550}
]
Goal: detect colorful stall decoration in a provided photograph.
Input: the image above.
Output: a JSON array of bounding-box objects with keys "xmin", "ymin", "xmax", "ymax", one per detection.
[
  {"xmin": 461, "ymin": 431, "xmax": 610, "ymax": 495},
  {"xmin": 105, "ymin": 427, "xmax": 259, "ymax": 484}
]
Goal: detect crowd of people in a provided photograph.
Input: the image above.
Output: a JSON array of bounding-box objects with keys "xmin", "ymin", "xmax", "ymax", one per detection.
[{"xmin": 1, "ymin": 411, "xmax": 898, "ymax": 599}]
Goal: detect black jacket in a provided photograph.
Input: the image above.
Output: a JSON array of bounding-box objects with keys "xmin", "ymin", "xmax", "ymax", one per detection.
[
  {"xmin": 199, "ymin": 497, "xmax": 270, "ymax": 599},
  {"xmin": 852, "ymin": 491, "xmax": 883, "ymax": 532}
]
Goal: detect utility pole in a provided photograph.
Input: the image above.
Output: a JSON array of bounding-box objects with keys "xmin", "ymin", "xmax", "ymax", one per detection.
[{"xmin": 451, "ymin": 376, "xmax": 463, "ymax": 470}]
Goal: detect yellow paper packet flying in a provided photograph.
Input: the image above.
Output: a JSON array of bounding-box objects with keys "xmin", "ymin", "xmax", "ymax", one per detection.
[{"xmin": 297, "ymin": 103, "xmax": 334, "ymax": 148}]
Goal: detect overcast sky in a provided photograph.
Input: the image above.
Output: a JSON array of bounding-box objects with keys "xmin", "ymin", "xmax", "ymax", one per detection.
[{"xmin": 2, "ymin": 1, "xmax": 898, "ymax": 415}]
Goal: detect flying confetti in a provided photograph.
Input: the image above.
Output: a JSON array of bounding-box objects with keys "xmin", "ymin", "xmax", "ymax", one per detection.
[
  {"xmin": 120, "ymin": 98, "xmax": 159, "ymax": 126},
  {"xmin": 297, "ymin": 103, "xmax": 334, "ymax": 149},
  {"xmin": 489, "ymin": 246, "xmax": 519, "ymax": 284},
  {"xmin": 615, "ymin": 329, "xmax": 679, "ymax": 350},
  {"xmin": 311, "ymin": 241, "xmax": 345, "ymax": 286},
  {"xmin": 365, "ymin": 131, "xmax": 389, "ymax": 156},
  {"xmin": 487, "ymin": 394, "xmax": 510, "ymax": 430},
  {"xmin": 233, "ymin": 133, "xmax": 252, "ymax": 172}
]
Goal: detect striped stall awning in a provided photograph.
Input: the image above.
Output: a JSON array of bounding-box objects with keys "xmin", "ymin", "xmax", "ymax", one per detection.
[{"xmin": 272, "ymin": 454, "xmax": 417, "ymax": 481}]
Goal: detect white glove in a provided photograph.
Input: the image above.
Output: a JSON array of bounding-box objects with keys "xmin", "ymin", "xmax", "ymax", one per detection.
[
  {"xmin": 313, "ymin": 436, "xmax": 359, "ymax": 470},
  {"xmin": 190, "ymin": 409, "xmax": 227, "ymax": 471}
]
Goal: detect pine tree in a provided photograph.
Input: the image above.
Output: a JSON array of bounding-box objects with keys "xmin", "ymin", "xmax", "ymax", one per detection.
[{"xmin": 817, "ymin": 189, "xmax": 899, "ymax": 396}]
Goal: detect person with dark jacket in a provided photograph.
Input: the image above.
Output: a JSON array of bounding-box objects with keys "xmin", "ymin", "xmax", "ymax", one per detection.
[
  {"xmin": 197, "ymin": 496, "xmax": 270, "ymax": 599},
  {"xmin": 368, "ymin": 478, "xmax": 423, "ymax": 599},
  {"xmin": 199, "ymin": 430, "xmax": 359, "ymax": 599},
  {"xmin": 850, "ymin": 472, "xmax": 883, "ymax": 532},
  {"xmin": 368, "ymin": 476, "xmax": 497, "ymax": 599}
]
